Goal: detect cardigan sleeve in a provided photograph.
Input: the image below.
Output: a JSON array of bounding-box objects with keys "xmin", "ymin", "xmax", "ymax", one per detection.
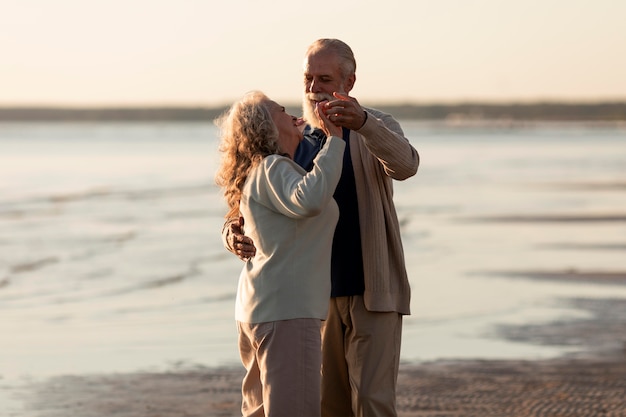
[
  {"xmin": 250, "ymin": 136, "xmax": 345, "ymax": 218},
  {"xmin": 356, "ymin": 108, "xmax": 419, "ymax": 181}
]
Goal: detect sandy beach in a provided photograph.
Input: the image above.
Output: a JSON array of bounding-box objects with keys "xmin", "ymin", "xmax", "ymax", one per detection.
[{"xmin": 16, "ymin": 354, "xmax": 626, "ymax": 417}]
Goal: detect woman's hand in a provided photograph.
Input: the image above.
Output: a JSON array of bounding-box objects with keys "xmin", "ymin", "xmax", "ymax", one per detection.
[{"xmin": 315, "ymin": 101, "xmax": 343, "ymax": 138}]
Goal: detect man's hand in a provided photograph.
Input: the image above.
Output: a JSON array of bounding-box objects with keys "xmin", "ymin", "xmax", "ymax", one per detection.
[
  {"xmin": 226, "ymin": 216, "xmax": 256, "ymax": 261},
  {"xmin": 323, "ymin": 92, "xmax": 367, "ymax": 131},
  {"xmin": 315, "ymin": 102, "xmax": 342, "ymax": 138}
]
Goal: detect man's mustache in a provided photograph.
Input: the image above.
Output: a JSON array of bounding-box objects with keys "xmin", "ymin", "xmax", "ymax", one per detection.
[{"xmin": 305, "ymin": 93, "xmax": 334, "ymax": 102}]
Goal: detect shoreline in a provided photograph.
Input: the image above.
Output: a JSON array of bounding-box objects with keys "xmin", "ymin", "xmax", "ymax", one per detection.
[
  {"xmin": 15, "ymin": 352, "xmax": 626, "ymax": 417},
  {"xmin": 2, "ymin": 104, "xmax": 626, "ymax": 126}
]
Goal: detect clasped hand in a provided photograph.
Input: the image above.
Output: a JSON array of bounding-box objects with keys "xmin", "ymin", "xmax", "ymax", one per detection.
[{"xmin": 320, "ymin": 92, "xmax": 367, "ymax": 131}]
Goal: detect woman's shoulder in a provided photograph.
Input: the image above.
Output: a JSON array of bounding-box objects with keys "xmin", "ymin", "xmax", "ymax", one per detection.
[
  {"xmin": 246, "ymin": 155, "xmax": 304, "ymax": 189},
  {"xmin": 260, "ymin": 154, "xmax": 305, "ymax": 174}
]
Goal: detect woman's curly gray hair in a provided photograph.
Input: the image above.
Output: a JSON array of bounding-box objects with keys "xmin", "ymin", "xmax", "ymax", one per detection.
[{"xmin": 215, "ymin": 91, "xmax": 280, "ymax": 219}]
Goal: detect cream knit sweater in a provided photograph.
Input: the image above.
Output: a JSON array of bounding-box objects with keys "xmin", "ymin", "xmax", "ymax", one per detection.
[{"xmin": 235, "ymin": 136, "xmax": 345, "ymax": 323}]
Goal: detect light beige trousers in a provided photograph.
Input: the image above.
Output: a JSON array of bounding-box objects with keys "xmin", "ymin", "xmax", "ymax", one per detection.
[
  {"xmin": 321, "ymin": 296, "xmax": 403, "ymax": 417},
  {"xmin": 237, "ymin": 318, "xmax": 322, "ymax": 417}
]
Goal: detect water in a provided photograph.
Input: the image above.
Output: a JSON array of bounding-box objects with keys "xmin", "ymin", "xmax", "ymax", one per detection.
[{"xmin": 1, "ymin": 121, "xmax": 625, "ymax": 384}]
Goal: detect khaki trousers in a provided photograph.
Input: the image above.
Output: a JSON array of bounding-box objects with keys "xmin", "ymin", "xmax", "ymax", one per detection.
[
  {"xmin": 237, "ymin": 319, "xmax": 322, "ymax": 417},
  {"xmin": 321, "ymin": 296, "xmax": 402, "ymax": 417}
]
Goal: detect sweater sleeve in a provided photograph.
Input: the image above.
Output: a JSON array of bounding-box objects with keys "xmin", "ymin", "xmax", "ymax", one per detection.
[
  {"xmin": 251, "ymin": 136, "xmax": 345, "ymax": 218},
  {"xmin": 356, "ymin": 108, "xmax": 419, "ymax": 181}
]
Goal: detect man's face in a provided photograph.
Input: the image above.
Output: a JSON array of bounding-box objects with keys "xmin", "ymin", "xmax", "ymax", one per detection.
[
  {"xmin": 302, "ymin": 51, "xmax": 355, "ymax": 128},
  {"xmin": 304, "ymin": 51, "xmax": 348, "ymax": 98}
]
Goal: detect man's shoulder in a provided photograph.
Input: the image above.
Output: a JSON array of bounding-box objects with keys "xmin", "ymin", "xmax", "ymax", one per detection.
[
  {"xmin": 298, "ymin": 126, "xmax": 325, "ymax": 152},
  {"xmin": 302, "ymin": 125, "xmax": 326, "ymax": 142},
  {"xmin": 361, "ymin": 106, "xmax": 405, "ymax": 135},
  {"xmin": 363, "ymin": 106, "xmax": 393, "ymax": 119},
  {"xmin": 294, "ymin": 125, "xmax": 326, "ymax": 171}
]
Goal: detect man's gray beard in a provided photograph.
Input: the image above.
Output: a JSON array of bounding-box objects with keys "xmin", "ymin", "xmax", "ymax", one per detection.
[
  {"xmin": 302, "ymin": 98, "xmax": 322, "ymax": 130},
  {"xmin": 302, "ymin": 91, "xmax": 339, "ymax": 131}
]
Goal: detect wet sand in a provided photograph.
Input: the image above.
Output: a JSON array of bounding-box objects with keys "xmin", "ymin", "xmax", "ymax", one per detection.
[
  {"xmin": 16, "ymin": 285, "xmax": 626, "ymax": 417},
  {"xmin": 18, "ymin": 354, "xmax": 626, "ymax": 417}
]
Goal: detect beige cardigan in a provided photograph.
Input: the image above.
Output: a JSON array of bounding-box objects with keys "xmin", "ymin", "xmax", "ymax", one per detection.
[{"xmin": 350, "ymin": 108, "xmax": 419, "ymax": 315}]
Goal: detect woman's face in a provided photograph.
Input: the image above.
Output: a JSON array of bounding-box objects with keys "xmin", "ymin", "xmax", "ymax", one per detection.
[{"xmin": 266, "ymin": 100, "xmax": 301, "ymax": 159}]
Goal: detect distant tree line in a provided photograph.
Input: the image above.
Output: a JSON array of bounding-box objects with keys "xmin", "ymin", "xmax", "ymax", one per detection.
[
  {"xmin": 0, "ymin": 107, "xmax": 222, "ymax": 122},
  {"xmin": 1, "ymin": 102, "xmax": 626, "ymax": 122},
  {"xmin": 376, "ymin": 102, "xmax": 626, "ymax": 121}
]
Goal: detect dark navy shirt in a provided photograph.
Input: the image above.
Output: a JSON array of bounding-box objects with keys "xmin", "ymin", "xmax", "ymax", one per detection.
[
  {"xmin": 293, "ymin": 125, "xmax": 326, "ymax": 171},
  {"xmin": 293, "ymin": 126, "xmax": 365, "ymax": 297}
]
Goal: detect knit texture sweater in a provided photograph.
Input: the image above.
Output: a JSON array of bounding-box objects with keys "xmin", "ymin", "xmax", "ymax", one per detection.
[
  {"xmin": 235, "ymin": 136, "xmax": 345, "ymax": 323},
  {"xmin": 349, "ymin": 107, "xmax": 419, "ymax": 314}
]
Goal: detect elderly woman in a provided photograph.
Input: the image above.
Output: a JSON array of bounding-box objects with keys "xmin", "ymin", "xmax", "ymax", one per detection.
[{"xmin": 215, "ymin": 91, "xmax": 345, "ymax": 417}]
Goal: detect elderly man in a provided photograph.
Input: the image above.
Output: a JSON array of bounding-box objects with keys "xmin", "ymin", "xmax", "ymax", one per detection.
[{"xmin": 223, "ymin": 38, "xmax": 419, "ymax": 416}]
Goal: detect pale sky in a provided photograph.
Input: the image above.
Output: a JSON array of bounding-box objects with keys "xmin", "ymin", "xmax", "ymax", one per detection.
[{"xmin": 2, "ymin": 0, "xmax": 625, "ymax": 106}]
